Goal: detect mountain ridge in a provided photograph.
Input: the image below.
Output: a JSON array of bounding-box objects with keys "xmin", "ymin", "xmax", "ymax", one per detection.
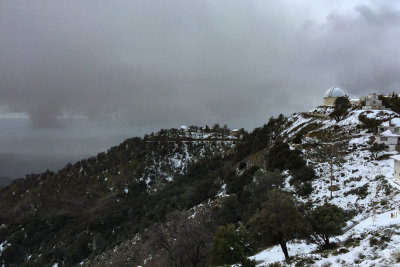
[{"xmin": 2, "ymin": 107, "xmax": 400, "ymax": 266}]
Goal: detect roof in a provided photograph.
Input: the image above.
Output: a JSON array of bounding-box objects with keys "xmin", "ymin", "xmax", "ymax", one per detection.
[
  {"xmin": 324, "ymin": 87, "xmax": 346, "ymax": 98},
  {"xmin": 381, "ymin": 129, "xmax": 400, "ymax": 137},
  {"xmin": 366, "ymin": 93, "xmax": 379, "ymax": 100},
  {"xmin": 381, "ymin": 118, "xmax": 400, "ymax": 127}
]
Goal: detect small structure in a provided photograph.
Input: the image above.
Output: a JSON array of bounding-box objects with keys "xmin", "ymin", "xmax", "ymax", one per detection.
[
  {"xmin": 350, "ymin": 98, "xmax": 361, "ymax": 106},
  {"xmin": 376, "ymin": 118, "xmax": 400, "ymax": 151},
  {"xmin": 362, "ymin": 93, "xmax": 385, "ymax": 110},
  {"xmin": 323, "ymin": 87, "xmax": 346, "ymax": 106},
  {"xmin": 231, "ymin": 129, "xmax": 240, "ymax": 137},
  {"xmin": 391, "ymin": 155, "xmax": 400, "ymax": 184}
]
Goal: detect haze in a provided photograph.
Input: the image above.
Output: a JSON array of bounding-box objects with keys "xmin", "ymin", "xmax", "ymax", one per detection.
[{"xmin": 1, "ymin": 0, "xmax": 400, "ymax": 178}]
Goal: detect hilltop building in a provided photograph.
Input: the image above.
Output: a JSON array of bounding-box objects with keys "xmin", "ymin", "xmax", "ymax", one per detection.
[
  {"xmin": 231, "ymin": 129, "xmax": 240, "ymax": 137},
  {"xmin": 361, "ymin": 93, "xmax": 385, "ymax": 110},
  {"xmin": 323, "ymin": 87, "xmax": 346, "ymax": 106},
  {"xmin": 376, "ymin": 118, "xmax": 400, "ymax": 151}
]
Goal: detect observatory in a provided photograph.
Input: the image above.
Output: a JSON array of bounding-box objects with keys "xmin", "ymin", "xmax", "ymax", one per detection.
[
  {"xmin": 323, "ymin": 87, "xmax": 346, "ymax": 106},
  {"xmin": 362, "ymin": 93, "xmax": 385, "ymax": 110}
]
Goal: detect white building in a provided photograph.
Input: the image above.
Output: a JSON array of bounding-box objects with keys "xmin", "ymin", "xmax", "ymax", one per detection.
[
  {"xmin": 391, "ymin": 155, "xmax": 400, "ymax": 184},
  {"xmin": 362, "ymin": 93, "xmax": 385, "ymax": 110},
  {"xmin": 376, "ymin": 118, "xmax": 400, "ymax": 151},
  {"xmin": 323, "ymin": 87, "xmax": 346, "ymax": 106}
]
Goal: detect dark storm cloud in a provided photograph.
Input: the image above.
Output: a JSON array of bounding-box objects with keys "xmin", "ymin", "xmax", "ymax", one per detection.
[
  {"xmin": 1, "ymin": 0, "xmax": 400, "ymax": 130},
  {"xmin": 300, "ymin": 1, "xmax": 400, "ymax": 96}
]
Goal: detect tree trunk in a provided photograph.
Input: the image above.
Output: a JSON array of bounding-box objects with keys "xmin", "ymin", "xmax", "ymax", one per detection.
[
  {"xmin": 324, "ymin": 235, "xmax": 330, "ymax": 246},
  {"xmin": 279, "ymin": 240, "xmax": 290, "ymax": 260}
]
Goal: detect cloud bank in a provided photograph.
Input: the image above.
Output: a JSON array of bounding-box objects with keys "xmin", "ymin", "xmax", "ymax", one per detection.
[{"xmin": 1, "ymin": 0, "xmax": 400, "ymax": 130}]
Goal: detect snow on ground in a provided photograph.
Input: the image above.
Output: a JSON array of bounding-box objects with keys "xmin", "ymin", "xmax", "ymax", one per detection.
[
  {"xmin": 250, "ymin": 241, "xmax": 318, "ymax": 266},
  {"xmin": 293, "ymin": 108, "xmax": 400, "ymax": 214},
  {"xmin": 251, "ymin": 108, "xmax": 400, "ymax": 266},
  {"xmin": 252, "ymin": 211, "xmax": 400, "ymax": 267},
  {"xmin": 283, "ymin": 114, "xmax": 313, "ymax": 137},
  {"xmin": 0, "ymin": 240, "xmax": 9, "ymax": 254},
  {"xmin": 308, "ymin": 136, "xmax": 400, "ymax": 215},
  {"xmin": 216, "ymin": 184, "xmax": 227, "ymax": 197}
]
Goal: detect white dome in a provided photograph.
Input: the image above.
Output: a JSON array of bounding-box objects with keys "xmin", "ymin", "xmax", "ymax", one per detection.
[
  {"xmin": 324, "ymin": 87, "xmax": 345, "ymax": 98},
  {"xmin": 366, "ymin": 93, "xmax": 378, "ymax": 100}
]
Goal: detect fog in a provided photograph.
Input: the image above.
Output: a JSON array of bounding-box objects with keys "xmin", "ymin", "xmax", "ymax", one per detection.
[{"xmin": 1, "ymin": 0, "xmax": 400, "ymax": 177}]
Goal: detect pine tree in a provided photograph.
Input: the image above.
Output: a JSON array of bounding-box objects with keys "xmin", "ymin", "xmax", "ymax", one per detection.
[
  {"xmin": 330, "ymin": 96, "xmax": 351, "ymax": 122},
  {"xmin": 249, "ymin": 190, "xmax": 308, "ymax": 260},
  {"xmin": 308, "ymin": 203, "xmax": 346, "ymax": 246},
  {"xmin": 208, "ymin": 224, "xmax": 255, "ymax": 266}
]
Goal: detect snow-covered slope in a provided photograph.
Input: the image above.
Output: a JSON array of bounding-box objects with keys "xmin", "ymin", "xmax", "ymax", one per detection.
[
  {"xmin": 252, "ymin": 210, "xmax": 400, "ymax": 266},
  {"xmin": 252, "ymin": 107, "xmax": 400, "ymax": 266}
]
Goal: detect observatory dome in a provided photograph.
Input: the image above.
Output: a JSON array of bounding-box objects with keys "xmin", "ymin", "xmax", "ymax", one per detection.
[
  {"xmin": 324, "ymin": 87, "xmax": 346, "ymax": 98},
  {"xmin": 366, "ymin": 93, "xmax": 378, "ymax": 100}
]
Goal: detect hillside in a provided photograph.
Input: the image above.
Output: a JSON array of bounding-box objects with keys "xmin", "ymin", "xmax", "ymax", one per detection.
[
  {"xmin": 250, "ymin": 107, "xmax": 400, "ymax": 266},
  {"xmin": 81, "ymin": 106, "xmax": 400, "ymax": 267},
  {"xmin": 2, "ymin": 106, "xmax": 400, "ymax": 266},
  {"xmin": 0, "ymin": 126, "xmax": 244, "ymax": 266}
]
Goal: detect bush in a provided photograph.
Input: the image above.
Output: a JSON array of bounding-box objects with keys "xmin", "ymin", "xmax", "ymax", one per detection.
[
  {"xmin": 65, "ymin": 234, "xmax": 91, "ymax": 265},
  {"xmin": 285, "ymin": 153, "xmax": 306, "ymax": 172},
  {"xmin": 358, "ymin": 114, "xmax": 381, "ymax": 132},
  {"xmin": 266, "ymin": 141, "xmax": 292, "ymax": 171},
  {"xmin": 292, "ymin": 166, "xmax": 315, "ymax": 182},
  {"xmin": 295, "ymin": 181, "xmax": 313, "ymax": 196},
  {"xmin": 393, "ymin": 250, "xmax": 400, "ymax": 263},
  {"xmin": 266, "ymin": 141, "xmax": 315, "ymax": 185},
  {"xmin": 308, "ymin": 203, "xmax": 346, "ymax": 246},
  {"xmin": 336, "ymin": 248, "xmax": 349, "ymax": 254},
  {"xmin": 239, "ymin": 162, "xmax": 247, "ymax": 170},
  {"xmin": 0, "ymin": 244, "xmax": 26, "ymax": 265},
  {"xmin": 320, "ymin": 261, "xmax": 332, "ymax": 267},
  {"xmin": 344, "ymin": 184, "xmax": 369, "ymax": 199},
  {"xmin": 208, "ymin": 224, "xmax": 254, "ymax": 266},
  {"xmin": 369, "ymin": 142, "xmax": 388, "ymax": 160}
]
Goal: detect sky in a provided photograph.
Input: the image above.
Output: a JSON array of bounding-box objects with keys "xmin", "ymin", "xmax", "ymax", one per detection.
[{"xmin": 1, "ymin": 0, "xmax": 400, "ymax": 178}]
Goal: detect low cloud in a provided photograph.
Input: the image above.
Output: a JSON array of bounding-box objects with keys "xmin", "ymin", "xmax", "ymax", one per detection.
[{"xmin": 1, "ymin": 0, "xmax": 400, "ymax": 130}]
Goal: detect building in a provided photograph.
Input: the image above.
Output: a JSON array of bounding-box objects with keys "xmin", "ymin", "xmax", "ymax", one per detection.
[
  {"xmin": 362, "ymin": 93, "xmax": 385, "ymax": 110},
  {"xmin": 391, "ymin": 155, "xmax": 400, "ymax": 184},
  {"xmin": 323, "ymin": 87, "xmax": 346, "ymax": 106},
  {"xmin": 231, "ymin": 129, "xmax": 240, "ymax": 137},
  {"xmin": 376, "ymin": 118, "xmax": 400, "ymax": 151}
]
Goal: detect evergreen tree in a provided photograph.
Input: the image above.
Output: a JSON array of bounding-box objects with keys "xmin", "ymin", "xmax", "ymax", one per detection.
[
  {"xmin": 330, "ymin": 96, "xmax": 351, "ymax": 122},
  {"xmin": 208, "ymin": 224, "xmax": 255, "ymax": 266},
  {"xmin": 358, "ymin": 114, "xmax": 381, "ymax": 133},
  {"xmin": 249, "ymin": 190, "xmax": 308, "ymax": 260},
  {"xmin": 308, "ymin": 203, "xmax": 346, "ymax": 246},
  {"xmin": 391, "ymin": 97, "xmax": 400, "ymax": 113},
  {"xmin": 266, "ymin": 140, "xmax": 292, "ymax": 171}
]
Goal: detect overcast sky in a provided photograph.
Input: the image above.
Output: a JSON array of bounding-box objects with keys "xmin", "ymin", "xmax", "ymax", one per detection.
[{"xmin": 1, "ymin": 0, "xmax": 400, "ymax": 177}]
